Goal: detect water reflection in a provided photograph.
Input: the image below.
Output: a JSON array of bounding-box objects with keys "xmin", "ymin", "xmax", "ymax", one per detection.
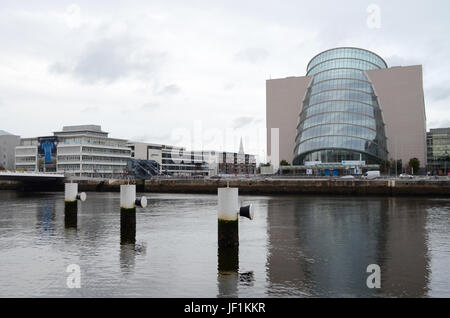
[
  {"xmin": 120, "ymin": 243, "xmax": 136, "ymax": 275},
  {"xmin": 119, "ymin": 209, "xmax": 148, "ymax": 275},
  {"xmin": 217, "ymin": 245, "xmax": 239, "ymax": 297},
  {"xmin": 36, "ymin": 200, "xmax": 56, "ymax": 238},
  {"xmin": 217, "ymin": 239, "xmax": 256, "ymax": 297},
  {"xmin": 120, "ymin": 210, "xmax": 136, "ymax": 245},
  {"xmin": 265, "ymin": 196, "xmax": 431, "ymax": 297},
  {"xmin": 64, "ymin": 204, "xmax": 77, "ymax": 229},
  {"xmin": 377, "ymin": 198, "xmax": 430, "ymax": 297},
  {"xmin": 0, "ymin": 191, "xmax": 447, "ymax": 297}
]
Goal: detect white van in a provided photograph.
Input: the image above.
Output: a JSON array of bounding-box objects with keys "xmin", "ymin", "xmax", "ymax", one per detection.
[{"xmin": 362, "ymin": 170, "xmax": 380, "ymax": 180}]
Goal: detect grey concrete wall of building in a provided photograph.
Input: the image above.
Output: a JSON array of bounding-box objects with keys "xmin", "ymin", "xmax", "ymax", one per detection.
[
  {"xmin": 0, "ymin": 135, "xmax": 21, "ymax": 170},
  {"xmin": 366, "ymin": 65, "xmax": 427, "ymax": 167},
  {"xmin": 128, "ymin": 142, "xmax": 149, "ymax": 160},
  {"xmin": 266, "ymin": 76, "xmax": 312, "ymax": 164}
]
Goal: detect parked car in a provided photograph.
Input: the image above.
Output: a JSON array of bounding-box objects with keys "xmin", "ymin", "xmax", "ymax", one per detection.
[
  {"xmin": 340, "ymin": 175, "xmax": 355, "ymax": 179},
  {"xmin": 399, "ymin": 173, "xmax": 414, "ymax": 179},
  {"xmin": 362, "ymin": 170, "xmax": 380, "ymax": 180}
]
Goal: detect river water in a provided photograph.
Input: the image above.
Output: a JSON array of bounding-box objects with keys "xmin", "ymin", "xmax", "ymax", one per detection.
[{"xmin": 0, "ymin": 191, "xmax": 449, "ymax": 297}]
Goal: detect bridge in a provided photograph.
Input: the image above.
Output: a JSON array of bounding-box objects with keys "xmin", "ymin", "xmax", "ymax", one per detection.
[{"xmin": 0, "ymin": 171, "xmax": 65, "ymax": 182}]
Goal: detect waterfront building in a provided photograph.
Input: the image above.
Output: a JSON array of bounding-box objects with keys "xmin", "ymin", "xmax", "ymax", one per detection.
[
  {"xmin": 15, "ymin": 125, "xmax": 131, "ymax": 178},
  {"xmin": 199, "ymin": 150, "xmax": 257, "ymax": 176},
  {"xmin": 15, "ymin": 126, "xmax": 256, "ymax": 178},
  {"xmin": 0, "ymin": 130, "xmax": 20, "ymax": 170},
  {"xmin": 267, "ymin": 47, "xmax": 427, "ymax": 168},
  {"xmin": 126, "ymin": 159, "xmax": 160, "ymax": 179},
  {"xmin": 127, "ymin": 142, "xmax": 257, "ymax": 176},
  {"xmin": 215, "ymin": 151, "xmax": 257, "ymax": 175},
  {"xmin": 14, "ymin": 137, "xmax": 39, "ymax": 172},
  {"xmin": 427, "ymin": 128, "xmax": 450, "ymax": 175},
  {"xmin": 127, "ymin": 142, "xmax": 209, "ymax": 176},
  {"xmin": 214, "ymin": 139, "xmax": 257, "ymax": 175}
]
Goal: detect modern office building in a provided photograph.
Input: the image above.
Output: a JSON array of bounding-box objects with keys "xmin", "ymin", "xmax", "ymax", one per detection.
[
  {"xmin": 15, "ymin": 125, "xmax": 257, "ymax": 178},
  {"xmin": 15, "ymin": 125, "xmax": 131, "ymax": 178},
  {"xmin": 127, "ymin": 142, "xmax": 209, "ymax": 176},
  {"xmin": 127, "ymin": 142, "xmax": 257, "ymax": 176},
  {"xmin": 15, "ymin": 137, "xmax": 40, "ymax": 172},
  {"xmin": 0, "ymin": 130, "xmax": 20, "ymax": 170},
  {"xmin": 427, "ymin": 128, "xmax": 450, "ymax": 175},
  {"xmin": 267, "ymin": 47, "xmax": 427, "ymax": 168}
]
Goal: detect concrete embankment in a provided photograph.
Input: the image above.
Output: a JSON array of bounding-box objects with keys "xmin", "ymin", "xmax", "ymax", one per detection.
[
  {"xmin": 2, "ymin": 178, "xmax": 450, "ymax": 196},
  {"xmin": 144, "ymin": 178, "xmax": 450, "ymax": 196}
]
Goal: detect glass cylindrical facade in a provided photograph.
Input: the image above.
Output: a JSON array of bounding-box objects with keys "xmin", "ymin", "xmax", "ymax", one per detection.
[{"xmin": 293, "ymin": 47, "xmax": 388, "ymax": 165}]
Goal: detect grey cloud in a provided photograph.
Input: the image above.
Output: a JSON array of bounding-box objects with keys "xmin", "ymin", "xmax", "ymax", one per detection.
[
  {"xmin": 233, "ymin": 116, "xmax": 254, "ymax": 129},
  {"xmin": 141, "ymin": 102, "xmax": 159, "ymax": 110},
  {"xmin": 155, "ymin": 84, "xmax": 181, "ymax": 96},
  {"xmin": 73, "ymin": 39, "xmax": 130, "ymax": 83},
  {"xmin": 131, "ymin": 134, "xmax": 152, "ymax": 142},
  {"xmin": 224, "ymin": 83, "xmax": 235, "ymax": 90},
  {"xmin": 427, "ymin": 85, "xmax": 450, "ymax": 102},
  {"xmin": 235, "ymin": 48, "xmax": 269, "ymax": 64},
  {"xmin": 81, "ymin": 106, "xmax": 99, "ymax": 113},
  {"xmin": 50, "ymin": 37, "xmax": 166, "ymax": 83},
  {"xmin": 131, "ymin": 132, "xmax": 171, "ymax": 144},
  {"xmin": 428, "ymin": 119, "xmax": 450, "ymax": 129},
  {"xmin": 384, "ymin": 55, "xmax": 421, "ymax": 67},
  {"xmin": 48, "ymin": 62, "xmax": 71, "ymax": 74}
]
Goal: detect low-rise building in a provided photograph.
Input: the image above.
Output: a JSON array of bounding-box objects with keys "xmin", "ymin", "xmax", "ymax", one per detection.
[
  {"xmin": 427, "ymin": 128, "xmax": 450, "ymax": 175},
  {"xmin": 215, "ymin": 151, "xmax": 257, "ymax": 175},
  {"xmin": 15, "ymin": 137, "xmax": 39, "ymax": 172},
  {"xmin": 15, "ymin": 125, "xmax": 131, "ymax": 178},
  {"xmin": 0, "ymin": 130, "xmax": 20, "ymax": 170},
  {"xmin": 127, "ymin": 142, "xmax": 209, "ymax": 176},
  {"xmin": 14, "ymin": 126, "xmax": 257, "ymax": 178},
  {"xmin": 127, "ymin": 143, "xmax": 257, "ymax": 176}
]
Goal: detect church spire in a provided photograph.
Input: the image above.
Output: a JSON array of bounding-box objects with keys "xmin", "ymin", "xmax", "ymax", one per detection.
[{"xmin": 238, "ymin": 137, "xmax": 244, "ymax": 154}]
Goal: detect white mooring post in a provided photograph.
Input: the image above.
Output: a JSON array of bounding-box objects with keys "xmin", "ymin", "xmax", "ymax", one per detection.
[
  {"xmin": 64, "ymin": 183, "xmax": 86, "ymax": 228},
  {"xmin": 64, "ymin": 183, "xmax": 86, "ymax": 208},
  {"xmin": 120, "ymin": 184, "xmax": 136, "ymax": 211},
  {"xmin": 120, "ymin": 184, "xmax": 147, "ymax": 211},
  {"xmin": 218, "ymin": 187, "xmax": 239, "ymax": 221},
  {"xmin": 120, "ymin": 184, "xmax": 147, "ymax": 244},
  {"xmin": 217, "ymin": 185, "xmax": 254, "ymax": 248}
]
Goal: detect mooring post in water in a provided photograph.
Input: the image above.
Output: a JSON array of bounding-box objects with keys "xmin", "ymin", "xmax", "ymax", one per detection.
[
  {"xmin": 120, "ymin": 184, "xmax": 147, "ymax": 244},
  {"xmin": 217, "ymin": 184, "xmax": 254, "ymax": 297},
  {"xmin": 217, "ymin": 185, "xmax": 254, "ymax": 248},
  {"xmin": 64, "ymin": 183, "xmax": 86, "ymax": 228},
  {"xmin": 64, "ymin": 183, "xmax": 86, "ymax": 210}
]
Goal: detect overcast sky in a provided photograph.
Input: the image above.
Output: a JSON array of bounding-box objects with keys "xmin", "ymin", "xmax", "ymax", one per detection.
[{"xmin": 1, "ymin": 0, "xmax": 449, "ymax": 161}]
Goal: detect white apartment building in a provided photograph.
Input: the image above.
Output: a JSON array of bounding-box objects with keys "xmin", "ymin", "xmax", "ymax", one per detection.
[{"xmin": 15, "ymin": 125, "xmax": 131, "ymax": 178}]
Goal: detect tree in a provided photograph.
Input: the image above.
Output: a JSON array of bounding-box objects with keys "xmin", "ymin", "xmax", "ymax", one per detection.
[
  {"xmin": 389, "ymin": 159, "xmax": 396, "ymax": 174},
  {"xmin": 408, "ymin": 158, "xmax": 420, "ymax": 175},
  {"xmin": 280, "ymin": 160, "xmax": 290, "ymax": 166},
  {"xmin": 380, "ymin": 160, "xmax": 390, "ymax": 174},
  {"xmin": 396, "ymin": 159, "xmax": 403, "ymax": 174}
]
